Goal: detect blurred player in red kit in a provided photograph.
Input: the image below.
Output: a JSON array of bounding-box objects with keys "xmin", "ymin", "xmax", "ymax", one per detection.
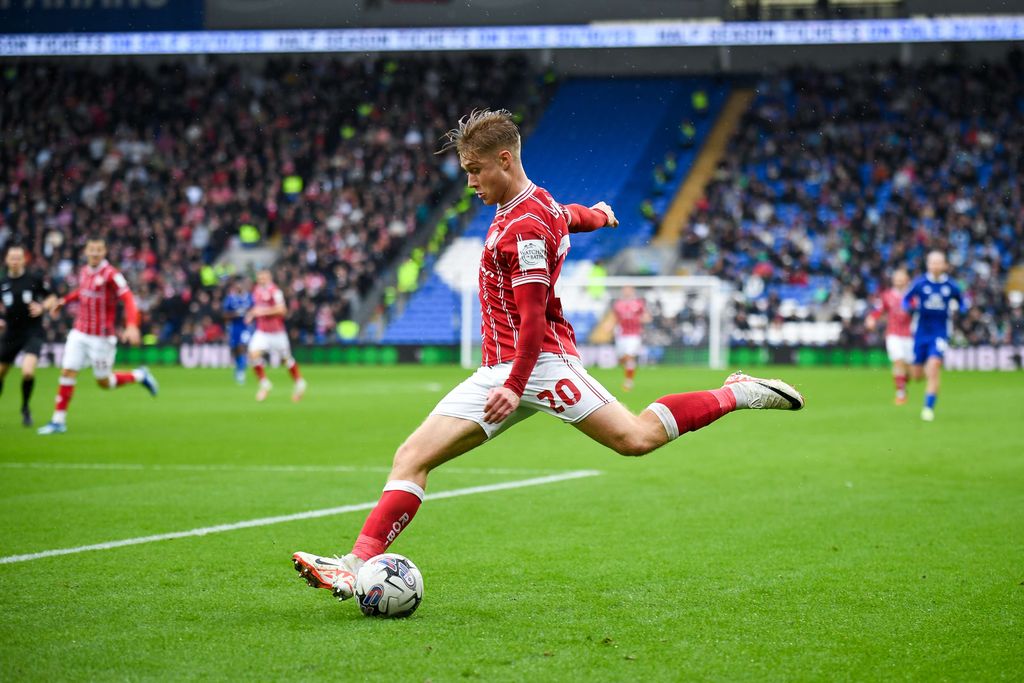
[
  {"xmin": 37, "ymin": 236, "xmax": 158, "ymax": 435},
  {"xmin": 245, "ymin": 269, "xmax": 306, "ymax": 402},
  {"xmin": 612, "ymin": 285, "xmax": 651, "ymax": 390},
  {"xmin": 866, "ymin": 268, "xmax": 913, "ymax": 404},
  {"xmin": 292, "ymin": 110, "xmax": 805, "ymax": 605}
]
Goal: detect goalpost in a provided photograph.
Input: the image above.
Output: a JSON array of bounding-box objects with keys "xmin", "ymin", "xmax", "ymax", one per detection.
[{"xmin": 459, "ymin": 275, "xmax": 733, "ymax": 370}]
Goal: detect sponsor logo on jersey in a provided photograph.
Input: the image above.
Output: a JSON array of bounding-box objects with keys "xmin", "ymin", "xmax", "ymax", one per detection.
[{"xmin": 517, "ymin": 239, "xmax": 546, "ymax": 270}]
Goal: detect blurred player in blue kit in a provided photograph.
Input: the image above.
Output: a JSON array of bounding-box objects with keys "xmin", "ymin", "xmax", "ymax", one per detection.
[
  {"xmin": 223, "ymin": 277, "xmax": 253, "ymax": 384},
  {"xmin": 903, "ymin": 251, "xmax": 963, "ymax": 422}
]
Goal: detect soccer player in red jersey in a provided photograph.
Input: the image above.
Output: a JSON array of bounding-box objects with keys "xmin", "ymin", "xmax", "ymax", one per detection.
[
  {"xmin": 866, "ymin": 269, "xmax": 913, "ymax": 404},
  {"xmin": 292, "ymin": 110, "xmax": 805, "ymax": 602},
  {"xmin": 611, "ymin": 285, "xmax": 651, "ymax": 390},
  {"xmin": 37, "ymin": 236, "xmax": 158, "ymax": 435},
  {"xmin": 245, "ymin": 269, "xmax": 306, "ymax": 402}
]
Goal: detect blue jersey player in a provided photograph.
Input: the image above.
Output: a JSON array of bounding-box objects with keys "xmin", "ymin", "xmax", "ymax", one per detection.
[
  {"xmin": 223, "ymin": 279, "xmax": 253, "ymax": 384},
  {"xmin": 903, "ymin": 251, "xmax": 963, "ymax": 422}
]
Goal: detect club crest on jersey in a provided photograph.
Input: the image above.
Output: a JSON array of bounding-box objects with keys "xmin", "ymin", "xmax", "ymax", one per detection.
[{"xmin": 517, "ymin": 239, "xmax": 546, "ymax": 270}]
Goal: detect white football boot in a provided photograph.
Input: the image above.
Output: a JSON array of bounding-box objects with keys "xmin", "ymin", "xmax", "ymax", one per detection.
[
  {"xmin": 292, "ymin": 551, "xmax": 363, "ymax": 601},
  {"xmin": 291, "ymin": 378, "xmax": 307, "ymax": 403},
  {"xmin": 920, "ymin": 407, "xmax": 935, "ymax": 422},
  {"xmin": 255, "ymin": 378, "xmax": 272, "ymax": 402},
  {"xmin": 723, "ymin": 371, "xmax": 805, "ymax": 411}
]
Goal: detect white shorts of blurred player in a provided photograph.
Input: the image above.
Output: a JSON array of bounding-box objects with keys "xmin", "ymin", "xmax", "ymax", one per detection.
[
  {"xmin": 431, "ymin": 352, "xmax": 617, "ymax": 439},
  {"xmin": 62, "ymin": 329, "xmax": 117, "ymax": 380},
  {"xmin": 248, "ymin": 330, "xmax": 293, "ymax": 361},
  {"xmin": 615, "ymin": 335, "xmax": 643, "ymax": 358},
  {"xmin": 885, "ymin": 335, "xmax": 914, "ymax": 364}
]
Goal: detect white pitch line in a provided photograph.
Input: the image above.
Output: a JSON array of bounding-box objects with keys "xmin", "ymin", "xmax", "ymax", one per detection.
[
  {"xmin": 0, "ymin": 462, "xmax": 565, "ymax": 476},
  {"xmin": 0, "ymin": 469, "xmax": 601, "ymax": 565}
]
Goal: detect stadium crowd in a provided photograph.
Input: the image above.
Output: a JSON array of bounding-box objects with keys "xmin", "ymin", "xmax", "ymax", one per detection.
[
  {"xmin": 683, "ymin": 53, "xmax": 1024, "ymax": 348},
  {"xmin": 0, "ymin": 55, "xmax": 544, "ymax": 345}
]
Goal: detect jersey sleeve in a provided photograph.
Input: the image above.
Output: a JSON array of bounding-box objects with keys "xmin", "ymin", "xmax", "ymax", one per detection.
[
  {"xmin": 500, "ymin": 218, "xmax": 555, "ymax": 289},
  {"xmin": 111, "ymin": 269, "xmax": 131, "ymax": 297},
  {"xmin": 272, "ymin": 289, "xmax": 285, "ymax": 307},
  {"xmin": 902, "ymin": 280, "xmax": 921, "ymax": 311}
]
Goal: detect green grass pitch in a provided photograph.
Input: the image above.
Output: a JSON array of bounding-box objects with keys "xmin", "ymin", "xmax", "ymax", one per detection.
[{"xmin": 1, "ymin": 365, "xmax": 1021, "ymax": 681}]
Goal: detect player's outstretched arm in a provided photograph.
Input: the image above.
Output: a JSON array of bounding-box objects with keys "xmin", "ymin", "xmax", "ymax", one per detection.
[
  {"xmin": 565, "ymin": 202, "xmax": 618, "ymax": 233},
  {"xmin": 119, "ymin": 290, "xmax": 141, "ymax": 345},
  {"xmin": 483, "ymin": 282, "xmax": 548, "ymax": 423}
]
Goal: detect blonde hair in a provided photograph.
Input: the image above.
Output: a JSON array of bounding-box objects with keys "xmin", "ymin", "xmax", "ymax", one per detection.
[{"xmin": 439, "ymin": 109, "xmax": 521, "ymax": 159}]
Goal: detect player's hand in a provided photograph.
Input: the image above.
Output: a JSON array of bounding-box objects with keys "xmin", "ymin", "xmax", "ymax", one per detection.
[
  {"xmin": 49, "ymin": 298, "xmax": 65, "ymax": 318},
  {"xmin": 591, "ymin": 201, "xmax": 619, "ymax": 228},
  {"xmin": 865, "ymin": 317, "xmax": 876, "ymax": 332},
  {"xmin": 483, "ymin": 386, "xmax": 520, "ymax": 423},
  {"xmin": 122, "ymin": 325, "xmax": 141, "ymax": 346},
  {"xmin": 28, "ymin": 301, "xmax": 44, "ymax": 317}
]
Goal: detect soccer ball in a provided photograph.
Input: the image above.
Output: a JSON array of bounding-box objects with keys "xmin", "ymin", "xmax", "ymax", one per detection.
[{"xmin": 354, "ymin": 553, "xmax": 424, "ymax": 618}]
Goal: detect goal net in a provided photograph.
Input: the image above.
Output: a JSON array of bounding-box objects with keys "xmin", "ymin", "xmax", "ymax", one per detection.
[{"xmin": 459, "ymin": 275, "xmax": 733, "ymax": 370}]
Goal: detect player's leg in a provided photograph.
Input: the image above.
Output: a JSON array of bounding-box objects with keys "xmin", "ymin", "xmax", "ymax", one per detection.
[
  {"xmin": 892, "ymin": 359, "xmax": 908, "ymax": 404},
  {"xmin": 294, "ymin": 366, "xmax": 529, "ymax": 600},
  {"xmin": 577, "ymin": 371, "xmax": 804, "ymax": 456},
  {"xmin": 19, "ymin": 350, "xmax": 39, "ymax": 426},
  {"xmin": 921, "ymin": 356, "xmax": 942, "ymax": 422},
  {"xmin": 39, "ymin": 331, "xmax": 86, "ymax": 434},
  {"xmin": 248, "ymin": 332, "xmax": 271, "ymax": 400},
  {"xmin": 276, "ymin": 333, "xmax": 305, "ymax": 402},
  {"xmin": 0, "ymin": 332, "xmax": 18, "ymax": 398},
  {"xmin": 622, "ymin": 354, "xmax": 637, "ymax": 391},
  {"xmin": 294, "ymin": 415, "xmax": 490, "ymax": 599},
  {"xmin": 886, "ymin": 335, "xmax": 908, "ymax": 404}
]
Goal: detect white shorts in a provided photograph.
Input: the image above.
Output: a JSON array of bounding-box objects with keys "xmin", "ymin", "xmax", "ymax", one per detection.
[
  {"xmin": 615, "ymin": 335, "xmax": 643, "ymax": 358},
  {"xmin": 248, "ymin": 330, "xmax": 292, "ymax": 356},
  {"xmin": 431, "ymin": 352, "xmax": 617, "ymax": 439},
  {"xmin": 885, "ymin": 335, "xmax": 914, "ymax": 364},
  {"xmin": 63, "ymin": 329, "xmax": 117, "ymax": 379}
]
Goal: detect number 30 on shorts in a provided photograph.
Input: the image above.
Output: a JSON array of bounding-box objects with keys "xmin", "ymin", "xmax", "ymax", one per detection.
[{"xmin": 537, "ymin": 379, "xmax": 582, "ymax": 413}]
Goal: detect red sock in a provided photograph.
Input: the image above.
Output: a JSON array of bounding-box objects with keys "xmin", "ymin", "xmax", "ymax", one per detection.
[
  {"xmin": 55, "ymin": 380, "xmax": 75, "ymax": 412},
  {"xmin": 287, "ymin": 359, "xmax": 302, "ymax": 381},
  {"xmin": 113, "ymin": 372, "xmax": 136, "ymax": 388},
  {"xmin": 625, "ymin": 366, "xmax": 636, "ymax": 381},
  {"xmin": 894, "ymin": 375, "xmax": 907, "ymax": 392},
  {"xmin": 352, "ymin": 481, "xmax": 425, "ymax": 561},
  {"xmin": 648, "ymin": 388, "xmax": 736, "ymax": 440},
  {"xmin": 253, "ymin": 363, "xmax": 267, "ymax": 381}
]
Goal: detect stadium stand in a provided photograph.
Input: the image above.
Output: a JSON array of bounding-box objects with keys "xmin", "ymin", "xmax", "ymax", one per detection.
[
  {"xmin": 0, "ymin": 56, "xmax": 545, "ymax": 345},
  {"xmin": 381, "ymin": 77, "xmax": 729, "ymax": 345},
  {"xmin": 688, "ymin": 55, "xmax": 1023, "ymax": 348}
]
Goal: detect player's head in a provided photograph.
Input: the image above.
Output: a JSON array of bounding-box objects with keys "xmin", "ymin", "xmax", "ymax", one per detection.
[
  {"xmin": 4, "ymin": 245, "xmax": 26, "ymax": 275},
  {"xmin": 926, "ymin": 251, "xmax": 947, "ymax": 278},
  {"xmin": 441, "ymin": 109, "xmax": 523, "ymax": 206},
  {"xmin": 256, "ymin": 269, "xmax": 272, "ymax": 286},
  {"xmin": 84, "ymin": 236, "xmax": 107, "ymax": 267},
  {"xmin": 891, "ymin": 268, "xmax": 909, "ymax": 289},
  {"xmin": 621, "ymin": 285, "xmax": 636, "ymax": 299}
]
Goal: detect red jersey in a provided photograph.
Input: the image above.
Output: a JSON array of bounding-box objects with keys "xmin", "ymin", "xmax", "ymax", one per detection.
[
  {"xmin": 479, "ymin": 183, "xmax": 578, "ymax": 366},
  {"xmin": 872, "ymin": 287, "xmax": 912, "ymax": 337},
  {"xmin": 252, "ymin": 283, "xmax": 287, "ymax": 333},
  {"xmin": 68, "ymin": 260, "xmax": 131, "ymax": 337},
  {"xmin": 613, "ymin": 298, "xmax": 646, "ymax": 337}
]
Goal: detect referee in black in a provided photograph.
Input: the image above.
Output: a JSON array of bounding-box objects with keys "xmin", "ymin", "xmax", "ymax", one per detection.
[{"xmin": 0, "ymin": 245, "xmax": 56, "ymax": 426}]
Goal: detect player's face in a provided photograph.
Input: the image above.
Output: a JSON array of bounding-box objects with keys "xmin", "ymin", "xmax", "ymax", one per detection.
[
  {"xmin": 256, "ymin": 271, "xmax": 271, "ymax": 286},
  {"xmin": 461, "ymin": 150, "xmax": 512, "ymax": 206},
  {"xmin": 85, "ymin": 241, "xmax": 106, "ymax": 267},
  {"xmin": 5, "ymin": 248, "xmax": 25, "ymax": 275},
  {"xmin": 892, "ymin": 271, "xmax": 909, "ymax": 289},
  {"xmin": 926, "ymin": 253, "xmax": 947, "ymax": 277}
]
